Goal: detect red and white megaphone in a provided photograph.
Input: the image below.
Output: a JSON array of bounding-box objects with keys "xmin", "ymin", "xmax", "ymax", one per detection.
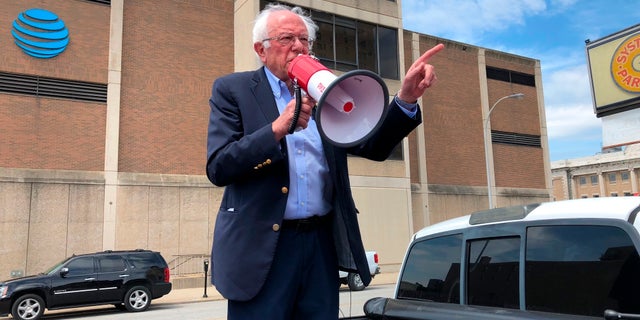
[{"xmin": 287, "ymin": 54, "xmax": 389, "ymax": 147}]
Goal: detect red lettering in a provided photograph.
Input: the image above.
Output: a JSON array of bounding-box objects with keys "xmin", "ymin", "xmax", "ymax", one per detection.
[
  {"xmin": 617, "ymin": 55, "xmax": 627, "ymax": 63},
  {"xmin": 634, "ymin": 37, "xmax": 640, "ymax": 49},
  {"xmin": 632, "ymin": 77, "xmax": 640, "ymax": 88},
  {"xmin": 622, "ymin": 75, "xmax": 633, "ymax": 85},
  {"xmin": 621, "ymin": 46, "xmax": 630, "ymax": 56},
  {"xmin": 627, "ymin": 41, "xmax": 636, "ymax": 52},
  {"xmin": 618, "ymin": 69, "xmax": 628, "ymax": 77}
]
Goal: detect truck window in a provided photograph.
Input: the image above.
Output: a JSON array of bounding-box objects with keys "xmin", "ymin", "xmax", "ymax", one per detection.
[
  {"xmin": 397, "ymin": 234, "xmax": 462, "ymax": 303},
  {"xmin": 526, "ymin": 225, "xmax": 640, "ymax": 317},
  {"xmin": 467, "ymin": 237, "xmax": 520, "ymax": 309},
  {"xmin": 98, "ymin": 255, "xmax": 127, "ymax": 273}
]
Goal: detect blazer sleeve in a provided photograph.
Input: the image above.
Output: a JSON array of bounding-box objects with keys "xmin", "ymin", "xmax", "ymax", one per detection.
[
  {"xmin": 348, "ymin": 99, "xmax": 422, "ymax": 161},
  {"xmin": 206, "ymin": 72, "xmax": 286, "ymax": 187}
]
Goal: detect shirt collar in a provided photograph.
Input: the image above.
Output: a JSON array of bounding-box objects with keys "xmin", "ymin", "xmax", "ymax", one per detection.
[{"xmin": 263, "ymin": 67, "xmax": 288, "ymax": 99}]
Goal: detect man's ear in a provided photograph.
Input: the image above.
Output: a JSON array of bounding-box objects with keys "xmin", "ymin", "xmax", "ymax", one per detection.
[{"xmin": 254, "ymin": 42, "xmax": 266, "ymax": 60}]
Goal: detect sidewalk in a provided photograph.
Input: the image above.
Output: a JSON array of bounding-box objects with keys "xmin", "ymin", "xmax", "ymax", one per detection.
[{"xmin": 154, "ymin": 272, "xmax": 399, "ymax": 305}]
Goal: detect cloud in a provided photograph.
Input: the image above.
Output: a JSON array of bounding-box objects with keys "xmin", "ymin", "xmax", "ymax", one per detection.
[
  {"xmin": 402, "ymin": 0, "xmax": 547, "ymax": 43},
  {"xmin": 542, "ymin": 63, "xmax": 601, "ymax": 140}
]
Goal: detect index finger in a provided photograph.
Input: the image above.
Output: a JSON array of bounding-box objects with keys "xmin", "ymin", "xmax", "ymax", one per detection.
[{"xmin": 415, "ymin": 43, "xmax": 445, "ymax": 64}]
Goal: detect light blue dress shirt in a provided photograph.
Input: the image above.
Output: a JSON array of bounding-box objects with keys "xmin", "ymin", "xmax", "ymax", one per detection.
[{"xmin": 265, "ymin": 68, "xmax": 333, "ymax": 220}]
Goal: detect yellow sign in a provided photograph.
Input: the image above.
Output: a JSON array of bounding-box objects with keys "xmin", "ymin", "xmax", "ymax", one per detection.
[
  {"xmin": 611, "ymin": 33, "xmax": 640, "ymax": 92},
  {"xmin": 586, "ymin": 24, "xmax": 640, "ymax": 116}
]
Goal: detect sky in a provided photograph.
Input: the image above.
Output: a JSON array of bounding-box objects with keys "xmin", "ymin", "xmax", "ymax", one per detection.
[{"xmin": 400, "ymin": 0, "xmax": 640, "ymax": 161}]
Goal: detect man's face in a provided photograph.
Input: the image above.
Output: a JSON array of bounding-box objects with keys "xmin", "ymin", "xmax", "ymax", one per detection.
[{"xmin": 255, "ymin": 11, "xmax": 310, "ymax": 83}]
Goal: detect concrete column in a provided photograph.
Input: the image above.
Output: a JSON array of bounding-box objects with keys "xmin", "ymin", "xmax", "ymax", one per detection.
[
  {"xmin": 535, "ymin": 60, "xmax": 552, "ymax": 200},
  {"xmin": 412, "ymin": 32, "xmax": 428, "ymax": 231},
  {"xmin": 631, "ymin": 168, "xmax": 638, "ymax": 194},
  {"xmin": 477, "ymin": 49, "xmax": 494, "ymax": 208},
  {"xmin": 598, "ymin": 171, "xmax": 605, "ymax": 197},
  {"xmin": 103, "ymin": 0, "xmax": 124, "ymax": 250}
]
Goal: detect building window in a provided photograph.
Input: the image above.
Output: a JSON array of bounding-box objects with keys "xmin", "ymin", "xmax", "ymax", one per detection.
[
  {"xmin": 609, "ymin": 173, "xmax": 617, "ymax": 184},
  {"xmin": 611, "ymin": 192, "xmax": 618, "ymax": 197},
  {"xmin": 622, "ymin": 171, "xmax": 630, "ymax": 182},
  {"xmin": 307, "ymin": 8, "xmax": 399, "ymax": 79},
  {"xmin": 591, "ymin": 175, "xmax": 598, "ymax": 185},
  {"xmin": 581, "ymin": 195, "xmax": 588, "ymax": 198},
  {"xmin": 624, "ymin": 192, "xmax": 632, "ymax": 196},
  {"xmin": 593, "ymin": 194, "xmax": 600, "ymax": 198},
  {"xmin": 486, "ymin": 66, "xmax": 535, "ymax": 87},
  {"xmin": 579, "ymin": 177, "xmax": 587, "ymax": 185},
  {"xmin": 262, "ymin": 2, "xmax": 400, "ymax": 79}
]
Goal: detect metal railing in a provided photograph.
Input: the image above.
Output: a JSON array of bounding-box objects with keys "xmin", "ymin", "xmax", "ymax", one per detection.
[{"xmin": 167, "ymin": 254, "xmax": 209, "ymax": 276}]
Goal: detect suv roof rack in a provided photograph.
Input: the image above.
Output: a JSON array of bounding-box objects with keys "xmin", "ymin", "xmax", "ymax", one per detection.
[{"xmin": 469, "ymin": 203, "xmax": 540, "ymax": 225}]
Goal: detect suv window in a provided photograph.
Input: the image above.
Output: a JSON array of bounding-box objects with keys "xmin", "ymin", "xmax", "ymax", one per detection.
[
  {"xmin": 526, "ymin": 225, "xmax": 640, "ymax": 316},
  {"xmin": 467, "ymin": 237, "xmax": 520, "ymax": 309},
  {"xmin": 98, "ymin": 255, "xmax": 127, "ymax": 272},
  {"xmin": 397, "ymin": 234, "xmax": 462, "ymax": 302},
  {"xmin": 126, "ymin": 252, "xmax": 162, "ymax": 269},
  {"xmin": 65, "ymin": 257, "xmax": 95, "ymax": 276}
]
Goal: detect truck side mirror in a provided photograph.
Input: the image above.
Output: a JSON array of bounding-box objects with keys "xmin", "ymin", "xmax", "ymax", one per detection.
[{"xmin": 59, "ymin": 267, "xmax": 69, "ymax": 278}]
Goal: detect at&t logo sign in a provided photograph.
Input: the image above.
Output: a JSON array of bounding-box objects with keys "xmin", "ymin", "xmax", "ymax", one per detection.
[{"xmin": 11, "ymin": 8, "xmax": 70, "ymax": 59}]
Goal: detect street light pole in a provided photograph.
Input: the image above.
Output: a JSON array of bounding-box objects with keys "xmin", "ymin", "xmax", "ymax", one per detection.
[{"xmin": 483, "ymin": 93, "xmax": 524, "ymax": 209}]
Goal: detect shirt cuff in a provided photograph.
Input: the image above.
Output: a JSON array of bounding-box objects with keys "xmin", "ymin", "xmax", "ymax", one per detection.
[{"xmin": 394, "ymin": 95, "xmax": 418, "ymax": 118}]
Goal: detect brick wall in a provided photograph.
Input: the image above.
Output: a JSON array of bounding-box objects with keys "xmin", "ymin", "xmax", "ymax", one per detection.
[
  {"xmin": 118, "ymin": 0, "xmax": 234, "ymax": 175},
  {"xmin": 0, "ymin": 1, "xmax": 109, "ymax": 171}
]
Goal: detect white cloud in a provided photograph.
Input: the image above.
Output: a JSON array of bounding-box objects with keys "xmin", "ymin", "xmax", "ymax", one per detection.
[
  {"xmin": 402, "ymin": 0, "xmax": 546, "ymax": 43},
  {"xmin": 542, "ymin": 63, "xmax": 601, "ymax": 140},
  {"xmin": 545, "ymin": 104, "xmax": 601, "ymax": 140}
]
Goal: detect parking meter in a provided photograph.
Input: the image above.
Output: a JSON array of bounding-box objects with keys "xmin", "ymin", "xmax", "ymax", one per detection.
[{"xmin": 203, "ymin": 259, "xmax": 209, "ymax": 298}]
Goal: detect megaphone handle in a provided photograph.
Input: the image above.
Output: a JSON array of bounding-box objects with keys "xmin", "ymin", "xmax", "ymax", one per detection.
[{"xmin": 287, "ymin": 84, "xmax": 302, "ymax": 134}]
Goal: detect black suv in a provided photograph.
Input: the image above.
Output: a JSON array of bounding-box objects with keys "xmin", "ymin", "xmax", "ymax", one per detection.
[{"xmin": 0, "ymin": 249, "xmax": 172, "ymax": 320}]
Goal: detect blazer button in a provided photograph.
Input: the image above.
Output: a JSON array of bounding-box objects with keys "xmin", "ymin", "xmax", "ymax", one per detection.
[
  {"xmin": 272, "ymin": 224, "xmax": 280, "ymax": 232},
  {"xmin": 265, "ymin": 159, "xmax": 272, "ymax": 165},
  {"xmin": 281, "ymin": 187, "xmax": 288, "ymax": 194}
]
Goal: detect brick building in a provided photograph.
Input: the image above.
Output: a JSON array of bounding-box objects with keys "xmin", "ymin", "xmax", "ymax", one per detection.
[
  {"xmin": 551, "ymin": 144, "xmax": 640, "ymax": 200},
  {"xmin": 0, "ymin": 0, "xmax": 551, "ymax": 286}
]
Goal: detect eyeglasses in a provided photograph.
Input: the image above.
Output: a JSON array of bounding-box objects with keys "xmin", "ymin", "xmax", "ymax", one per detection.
[{"xmin": 262, "ymin": 33, "xmax": 313, "ymax": 47}]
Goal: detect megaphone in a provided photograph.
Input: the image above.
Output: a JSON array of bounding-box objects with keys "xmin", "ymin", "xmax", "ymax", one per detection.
[{"xmin": 287, "ymin": 54, "xmax": 389, "ymax": 148}]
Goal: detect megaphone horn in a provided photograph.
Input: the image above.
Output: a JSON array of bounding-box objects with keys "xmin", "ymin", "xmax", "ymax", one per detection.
[{"xmin": 287, "ymin": 54, "xmax": 389, "ymax": 147}]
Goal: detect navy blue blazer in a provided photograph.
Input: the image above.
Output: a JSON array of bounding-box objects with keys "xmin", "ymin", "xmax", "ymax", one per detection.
[{"xmin": 206, "ymin": 67, "xmax": 421, "ymax": 301}]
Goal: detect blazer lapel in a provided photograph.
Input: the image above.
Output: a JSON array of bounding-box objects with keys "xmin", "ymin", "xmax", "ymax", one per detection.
[{"xmin": 251, "ymin": 67, "xmax": 280, "ymax": 122}]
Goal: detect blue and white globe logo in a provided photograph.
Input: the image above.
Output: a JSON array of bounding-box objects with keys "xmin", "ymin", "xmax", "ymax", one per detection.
[{"xmin": 11, "ymin": 8, "xmax": 70, "ymax": 59}]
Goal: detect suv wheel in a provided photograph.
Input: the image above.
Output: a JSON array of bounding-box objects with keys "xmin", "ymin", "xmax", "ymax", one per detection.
[
  {"xmin": 124, "ymin": 286, "xmax": 151, "ymax": 312},
  {"xmin": 347, "ymin": 273, "xmax": 366, "ymax": 291},
  {"xmin": 12, "ymin": 294, "xmax": 45, "ymax": 320}
]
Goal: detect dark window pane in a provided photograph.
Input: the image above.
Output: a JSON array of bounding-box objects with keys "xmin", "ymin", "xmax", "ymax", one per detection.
[
  {"xmin": 526, "ymin": 225, "xmax": 640, "ymax": 316},
  {"xmin": 99, "ymin": 255, "xmax": 127, "ymax": 272},
  {"xmin": 378, "ymin": 26, "xmax": 399, "ymax": 79},
  {"xmin": 335, "ymin": 25, "xmax": 356, "ymax": 66},
  {"xmin": 314, "ymin": 20, "xmax": 334, "ymax": 66},
  {"xmin": 66, "ymin": 257, "xmax": 95, "ymax": 276},
  {"xmin": 467, "ymin": 237, "xmax": 520, "ymax": 309},
  {"xmin": 397, "ymin": 234, "xmax": 462, "ymax": 303},
  {"xmin": 357, "ymin": 22, "xmax": 377, "ymax": 73}
]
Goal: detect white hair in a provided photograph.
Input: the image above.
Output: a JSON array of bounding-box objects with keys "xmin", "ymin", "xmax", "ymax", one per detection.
[{"xmin": 252, "ymin": 3, "xmax": 318, "ymax": 50}]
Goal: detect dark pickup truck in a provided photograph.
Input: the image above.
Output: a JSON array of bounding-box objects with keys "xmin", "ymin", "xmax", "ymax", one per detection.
[{"xmin": 343, "ymin": 197, "xmax": 640, "ymax": 320}]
